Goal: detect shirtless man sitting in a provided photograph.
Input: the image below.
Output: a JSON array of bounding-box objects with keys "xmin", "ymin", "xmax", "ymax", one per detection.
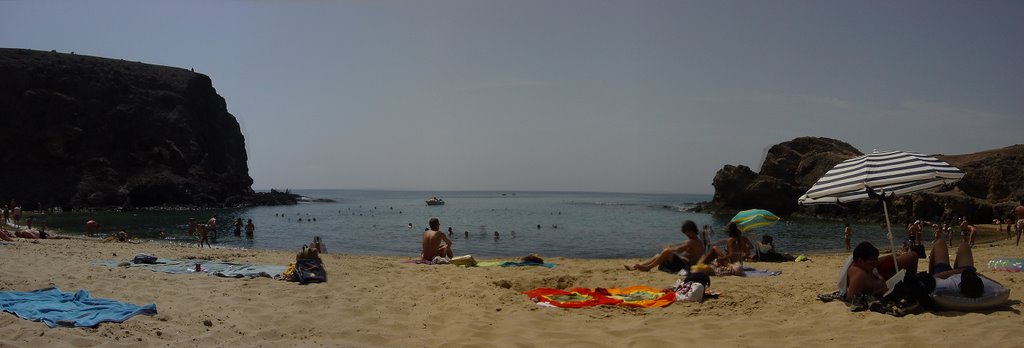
[
  {"xmin": 421, "ymin": 217, "xmax": 453, "ymax": 261},
  {"xmin": 625, "ymin": 220, "xmax": 703, "ymax": 273},
  {"xmin": 845, "ymin": 241, "xmax": 919, "ymax": 301}
]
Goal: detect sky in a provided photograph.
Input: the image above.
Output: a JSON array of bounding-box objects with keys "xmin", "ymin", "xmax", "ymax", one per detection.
[{"xmin": 2, "ymin": 1, "xmax": 1022, "ymax": 194}]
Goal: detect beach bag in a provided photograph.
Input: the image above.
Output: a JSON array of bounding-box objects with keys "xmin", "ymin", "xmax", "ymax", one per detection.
[
  {"xmin": 132, "ymin": 253, "xmax": 158, "ymax": 264},
  {"xmin": 293, "ymin": 258, "xmax": 327, "ymax": 284},
  {"xmin": 451, "ymin": 255, "xmax": 477, "ymax": 267}
]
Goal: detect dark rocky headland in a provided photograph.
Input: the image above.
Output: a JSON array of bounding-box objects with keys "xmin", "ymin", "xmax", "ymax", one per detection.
[
  {"xmin": 0, "ymin": 48, "xmax": 298, "ymax": 210},
  {"xmin": 695, "ymin": 136, "xmax": 1024, "ymax": 224}
]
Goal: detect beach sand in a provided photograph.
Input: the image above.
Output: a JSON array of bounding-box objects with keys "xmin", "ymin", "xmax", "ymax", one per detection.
[{"xmin": 2, "ymin": 234, "xmax": 1023, "ymax": 347}]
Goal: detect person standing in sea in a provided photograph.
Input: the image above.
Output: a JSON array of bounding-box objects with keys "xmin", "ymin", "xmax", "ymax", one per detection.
[
  {"xmin": 233, "ymin": 217, "xmax": 243, "ymax": 237},
  {"xmin": 245, "ymin": 219, "xmax": 255, "ymax": 238},
  {"xmin": 700, "ymin": 225, "xmax": 711, "ymax": 253},
  {"xmin": 187, "ymin": 218, "xmax": 196, "ymax": 238},
  {"xmin": 86, "ymin": 219, "xmax": 98, "ymax": 237}
]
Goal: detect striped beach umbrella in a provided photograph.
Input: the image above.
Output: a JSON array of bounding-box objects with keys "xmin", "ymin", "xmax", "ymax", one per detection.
[
  {"xmin": 797, "ymin": 150, "xmax": 965, "ymax": 274},
  {"xmin": 730, "ymin": 209, "xmax": 780, "ymax": 232},
  {"xmin": 797, "ymin": 150, "xmax": 965, "ymax": 205}
]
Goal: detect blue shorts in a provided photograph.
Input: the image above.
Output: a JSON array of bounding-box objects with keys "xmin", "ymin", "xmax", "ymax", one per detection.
[{"xmin": 930, "ymin": 263, "xmax": 976, "ymax": 275}]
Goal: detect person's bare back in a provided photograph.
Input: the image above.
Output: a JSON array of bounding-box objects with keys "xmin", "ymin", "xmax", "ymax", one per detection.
[{"xmin": 420, "ymin": 218, "xmax": 453, "ymax": 261}]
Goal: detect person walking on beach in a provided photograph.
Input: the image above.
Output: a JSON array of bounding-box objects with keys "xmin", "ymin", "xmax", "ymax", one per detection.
[
  {"xmin": 245, "ymin": 219, "xmax": 255, "ymax": 238},
  {"xmin": 843, "ymin": 223, "xmax": 852, "ymax": 252},
  {"xmin": 624, "ymin": 220, "xmax": 703, "ymax": 273},
  {"xmin": 421, "ymin": 217, "xmax": 453, "ymax": 261},
  {"xmin": 187, "ymin": 218, "xmax": 196, "ymax": 237},
  {"xmin": 1013, "ymin": 199, "xmax": 1024, "ymax": 246},
  {"xmin": 208, "ymin": 215, "xmax": 218, "ymax": 243},
  {"xmin": 197, "ymin": 223, "xmax": 211, "ymax": 248}
]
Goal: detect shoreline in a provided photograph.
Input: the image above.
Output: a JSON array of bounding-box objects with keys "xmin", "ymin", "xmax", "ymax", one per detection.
[{"xmin": 3, "ymin": 233, "xmax": 1024, "ymax": 346}]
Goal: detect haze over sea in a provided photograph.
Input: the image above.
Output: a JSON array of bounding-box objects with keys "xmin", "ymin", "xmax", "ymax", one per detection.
[{"xmin": 37, "ymin": 190, "xmax": 899, "ymax": 259}]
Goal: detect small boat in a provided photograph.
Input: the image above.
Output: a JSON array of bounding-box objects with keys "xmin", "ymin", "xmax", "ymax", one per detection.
[{"xmin": 426, "ymin": 197, "xmax": 445, "ymax": 206}]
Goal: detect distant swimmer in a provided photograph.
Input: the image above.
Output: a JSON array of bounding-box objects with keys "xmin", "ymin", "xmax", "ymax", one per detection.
[
  {"xmin": 448, "ymin": 227, "xmax": 453, "ymax": 237},
  {"xmin": 245, "ymin": 219, "xmax": 255, "ymax": 238},
  {"xmin": 408, "ymin": 223, "xmax": 413, "ymax": 229},
  {"xmin": 464, "ymin": 231, "xmax": 469, "ymax": 238},
  {"xmin": 511, "ymin": 231, "xmax": 516, "ymax": 239},
  {"xmin": 537, "ymin": 224, "xmax": 541, "ymax": 229},
  {"xmin": 494, "ymin": 231, "xmax": 500, "ymax": 240}
]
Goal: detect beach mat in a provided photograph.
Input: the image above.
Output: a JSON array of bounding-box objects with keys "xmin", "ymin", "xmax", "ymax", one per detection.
[
  {"xmin": 0, "ymin": 287, "xmax": 156, "ymax": 328},
  {"xmin": 97, "ymin": 258, "xmax": 285, "ymax": 279}
]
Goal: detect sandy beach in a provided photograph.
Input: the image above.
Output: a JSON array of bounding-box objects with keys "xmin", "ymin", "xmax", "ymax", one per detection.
[{"xmin": 1, "ymin": 232, "xmax": 1023, "ymax": 348}]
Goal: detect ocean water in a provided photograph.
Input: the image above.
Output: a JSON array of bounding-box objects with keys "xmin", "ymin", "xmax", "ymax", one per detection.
[{"xmin": 38, "ymin": 190, "xmax": 897, "ymax": 259}]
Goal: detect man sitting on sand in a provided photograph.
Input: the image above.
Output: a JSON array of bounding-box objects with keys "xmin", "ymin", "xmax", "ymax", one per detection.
[
  {"xmin": 625, "ymin": 220, "xmax": 703, "ymax": 273},
  {"xmin": 845, "ymin": 241, "xmax": 919, "ymax": 301},
  {"xmin": 421, "ymin": 217, "xmax": 453, "ymax": 261},
  {"xmin": 928, "ymin": 237, "xmax": 989, "ymax": 299}
]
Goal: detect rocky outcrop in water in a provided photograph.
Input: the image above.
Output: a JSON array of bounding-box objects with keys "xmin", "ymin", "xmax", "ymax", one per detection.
[
  {"xmin": 698, "ymin": 136, "xmax": 1024, "ymax": 224},
  {"xmin": 0, "ymin": 48, "xmax": 270, "ymax": 209}
]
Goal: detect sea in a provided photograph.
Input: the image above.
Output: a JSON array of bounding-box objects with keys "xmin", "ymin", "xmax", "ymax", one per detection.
[{"xmin": 38, "ymin": 190, "xmax": 897, "ymax": 259}]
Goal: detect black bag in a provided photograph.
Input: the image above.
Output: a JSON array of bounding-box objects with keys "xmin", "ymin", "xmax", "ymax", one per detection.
[{"xmin": 293, "ymin": 258, "xmax": 327, "ymax": 284}]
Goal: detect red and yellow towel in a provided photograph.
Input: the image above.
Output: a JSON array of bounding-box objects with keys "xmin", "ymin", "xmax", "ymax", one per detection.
[{"xmin": 522, "ymin": 286, "xmax": 674, "ymax": 308}]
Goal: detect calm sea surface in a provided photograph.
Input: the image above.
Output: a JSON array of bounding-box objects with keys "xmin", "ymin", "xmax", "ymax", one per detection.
[{"xmin": 39, "ymin": 190, "xmax": 896, "ymax": 259}]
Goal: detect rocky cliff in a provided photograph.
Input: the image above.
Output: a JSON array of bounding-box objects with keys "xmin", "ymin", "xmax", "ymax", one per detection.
[
  {"xmin": 699, "ymin": 136, "xmax": 1024, "ymax": 224},
  {"xmin": 0, "ymin": 48, "xmax": 261, "ymax": 209}
]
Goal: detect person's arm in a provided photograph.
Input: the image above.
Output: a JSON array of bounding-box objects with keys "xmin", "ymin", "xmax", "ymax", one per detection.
[
  {"xmin": 845, "ymin": 268, "xmax": 887, "ymax": 301},
  {"xmin": 440, "ymin": 233, "xmax": 453, "ymax": 247}
]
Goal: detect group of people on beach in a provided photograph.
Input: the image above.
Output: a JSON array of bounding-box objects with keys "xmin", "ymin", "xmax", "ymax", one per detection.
[
  {"xmin": 620, "ymin": 220, "xmax": 788, "ymax": 276},
  {"xmin": 187, "ymin": 216, "xmax": 255, "ymax": 248}
]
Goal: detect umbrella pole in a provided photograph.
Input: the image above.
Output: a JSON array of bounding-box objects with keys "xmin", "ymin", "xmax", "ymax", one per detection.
[{"xmin": 882, "ymin": 199, "xmax": 901, "ymax": 274}]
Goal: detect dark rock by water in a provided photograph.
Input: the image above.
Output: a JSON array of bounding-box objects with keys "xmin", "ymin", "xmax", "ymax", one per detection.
[
  {"xmin": 697, "ymin": 136, "xmax": 1024, "ymax": 224},
  {"xmin": 0, "ymin": 48, "xmax": 297, "ymax": 209}
]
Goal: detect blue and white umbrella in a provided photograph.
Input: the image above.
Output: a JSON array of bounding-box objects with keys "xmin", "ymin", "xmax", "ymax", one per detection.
[
  {"xmin": 798, "ymin": 150, "xmax": 964, "ymax": 205},
  {"xmin": 798, "ymin": 150, "xmax": 965, "ymax": 274}
]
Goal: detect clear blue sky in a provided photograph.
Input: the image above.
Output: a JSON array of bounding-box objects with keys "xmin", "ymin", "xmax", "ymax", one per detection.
[{"xmin": 3, "ymin": 1, "xmax": 1022, "ymax": 194}]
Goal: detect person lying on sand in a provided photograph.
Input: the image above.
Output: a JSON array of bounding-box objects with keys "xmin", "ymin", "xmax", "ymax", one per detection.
[
  {"xmin": 625, "ymin": 220, "xmax": 703, "ymax": 273},
  {"xmin": 421, "ymin": 217, "xmax": 453, "ymax": 261},
  {"xmin": 845, "ymin": 241, "xmax": 918, "ymax": 301},
  {"xmin": 0, "ymin": 228, "xmax": 15, "ymax": 241}
]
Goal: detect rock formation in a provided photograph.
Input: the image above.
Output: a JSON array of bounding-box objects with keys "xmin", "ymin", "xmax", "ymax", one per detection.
[
  {"xmin": 0, "ymin": 48, "xmax": 281, "ymax": 209},
  {"xmin": 699, "ymin": 136, "xmax": 1024, "ymax": 224}
]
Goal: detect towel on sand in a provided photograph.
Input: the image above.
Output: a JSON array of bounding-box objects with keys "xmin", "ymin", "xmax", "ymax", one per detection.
[
  {"xmin": 476, "ymin": 261, "xmax": 556, "ymax": 268},
  {"xmin": 741, "ymin": 267, "xmax": 783, "ymax": 277},
  {"xmin": 97, "ymin": 258, "xmax": 285, "ymax": 279},
  {"xmin": 522, "ymin": 286, "xmax": 674, "ymax": 308},
  {"xmin": 0, "ymin": 287, "xmax": 156, "ymax": 328}
]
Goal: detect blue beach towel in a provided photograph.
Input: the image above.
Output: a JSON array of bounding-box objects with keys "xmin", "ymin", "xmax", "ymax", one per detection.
[
  {"xmin": 97, "ymin": 258, "xmax": 286, "ymax": 279},
  {"xmin": 0, "ymin": 287, "xmax": 156, "ymax": 328}
]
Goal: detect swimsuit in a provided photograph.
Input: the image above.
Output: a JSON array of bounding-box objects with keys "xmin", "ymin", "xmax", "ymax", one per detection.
[{"xmin": 658, "ymin": 253, "xmax": 691, "ymax": 274}]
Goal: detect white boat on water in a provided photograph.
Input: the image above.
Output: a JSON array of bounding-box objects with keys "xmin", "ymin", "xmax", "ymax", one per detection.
[{"xmin": 426, "ymin": 197, "xmax": 445, "ymax": 206}]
